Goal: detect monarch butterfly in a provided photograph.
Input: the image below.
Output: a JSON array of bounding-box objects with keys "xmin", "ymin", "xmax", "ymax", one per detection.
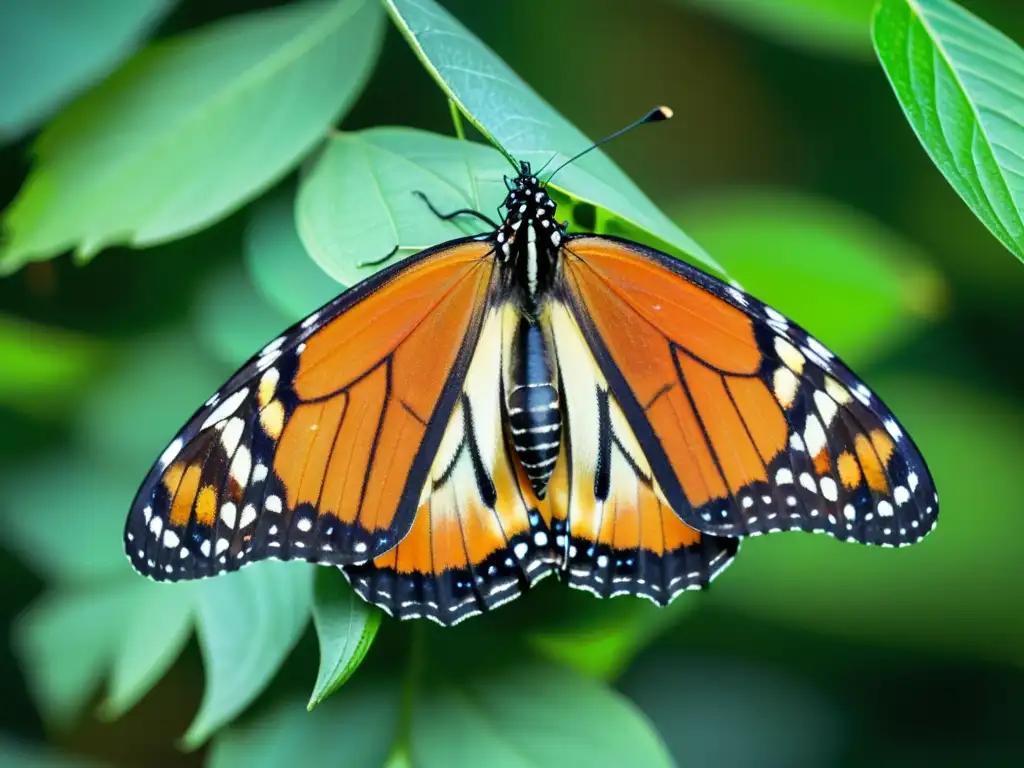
[{"xmin": 125, "ymin": 108, "xmax": 938, "ymax": 626}]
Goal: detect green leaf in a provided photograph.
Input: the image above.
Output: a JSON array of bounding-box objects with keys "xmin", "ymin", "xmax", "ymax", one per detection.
[
  {"xmin": 193, "ymin": 263, "xmax": 292, "ymax": 369},
  {"xmin": 674, "ymin": 190, "xmax": 946, "ymax": 366},
  {"xmin": 307, "ymin": 569, "xmax": 382, "ymax": 710},
  {"xmin": 297, "ymin": 127, "xmax": 509, "ymax": 284},
  {"xmin": 0, "ymin": 315, "xmax": 106, "ymax": 419},
  {"xmin": 1, "ymin": 455, "xmax": 133, "ymax": 582},
  {"xmin": 100, "ymin": 583, "xmax": 196, "ymax": 720},
  {"xmin": 0, "ymin": 734, "xmax": 106, "ymax": 768},
  {"xmin": 412, "ymin": 661, "xmax": 673, "ymax": 767},
  {"xmin": 528, "ymin": 593, "xmax": 699, "ymax": 682},
  {"xmin": 0, "ymin": 0, "xmax": 385, "ymax": 273},
  {"xmin": 711, "ymin": 377, "xmax": 1024, "ymax": 666},
  {"xmin": 0, "ymin": 0, "xmax": 172, "ymax": 141},
  {"xmin": 13, "ymin": 585, "xmax": 140, "ymax": 726},
  {"xmin": 687, "ymin": 0, "xmax": 876, "ymax": 59},
  {"xmin": 874, "ymin": 0, "xmax": 1024, "ymax": 265},
  {"xmin": 383, "ymin": 0, "xmax": 725, "ymax": 279},
  {"xmin": 244, "ymin": 186, "xmax": 343, "ymax": 322},
  {"xmin": 183, "ymin": 561, "xmax": 313, "ymax": 749},
  {"xmin": 209, "ymin": 682, "xmax": 400, "ymax": 768}
]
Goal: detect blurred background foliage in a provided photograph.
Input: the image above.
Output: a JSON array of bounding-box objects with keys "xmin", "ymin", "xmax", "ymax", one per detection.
[{"xmin": 1, "ymin": 0, "xmax": 1023, "ymax": 765}]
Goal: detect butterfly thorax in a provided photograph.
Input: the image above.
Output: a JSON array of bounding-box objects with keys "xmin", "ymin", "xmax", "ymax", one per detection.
[{"xmin": 495, "ymin": 162, "xmax": 564, "ymax": 311}]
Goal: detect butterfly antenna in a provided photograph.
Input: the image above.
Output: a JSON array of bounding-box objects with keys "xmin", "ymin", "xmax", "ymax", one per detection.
[{"xmin": 543, "ymin": 106, "xmax": 673, "ymax": 184}]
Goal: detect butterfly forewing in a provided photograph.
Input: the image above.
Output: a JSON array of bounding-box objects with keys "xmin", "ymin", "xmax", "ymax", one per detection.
[
  {"xmin": 560, "ymin": 235, "xmax": 938, "ymax": 547},
  {"xmin": 125, "ymin": 239, "xmax": 496, "ymax": 582}
]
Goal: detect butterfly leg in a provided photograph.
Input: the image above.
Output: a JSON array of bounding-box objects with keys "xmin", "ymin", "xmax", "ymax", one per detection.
[{"xmin": 413, "ymin": 191, "xmax": 499, "ymax": 229}]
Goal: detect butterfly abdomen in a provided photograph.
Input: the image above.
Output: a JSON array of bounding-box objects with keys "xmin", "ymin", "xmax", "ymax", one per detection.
[{"xmin": 507, "ymin": 317, "xmax": 561, "ymax": 497}]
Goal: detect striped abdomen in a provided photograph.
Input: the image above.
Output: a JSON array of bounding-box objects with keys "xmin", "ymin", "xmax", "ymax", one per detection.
[{"xmin": 508, "ymin": 318, "xmax": 561, "ymax": 497}]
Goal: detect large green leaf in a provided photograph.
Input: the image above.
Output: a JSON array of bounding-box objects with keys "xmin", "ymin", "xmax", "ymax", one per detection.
[
  {"xmin": 0, "ymin": 0, "xmax": 172, "ymax": 141},
  {"xmin": 412, "ymin": 662, "xmax": 673, "ymax": 767},
  {"xmin": 244, "ymin": 186, "xmax": 343, "ymax": 322},
  {"xmin": 675, "ymin": 190, "xmax": 945, "ymax": 366},
  {"xmin": 383, "ymin": 0, "xmax": 725, "ymax": 278},
  {"xmin": 183, "ymin": 561, "xmax": 314, "ymax": 748},
  {"xmin": 0, "ymin": 0, "xmax": 385, "ymax": 273},
  {"xmin": 307, "ymin": 569, "xmax": 382, "ymax": 710},
  {"xmin": 209, "ymin": 683, "xmax": 400, "ymax": 767},
  {"xmin": 874, "ymin": 0, "xmax": 1024, "ymax": 265},
  {"xmin": 687, "ymin": 0, "xmax": 875, "ymax": 59},
  {"xmin": 297, "ymin": 127, "xmax": 508, "ymax": 284},
  {"xmin": 711, "ymin": 377, "xmax": 1024, "ymax": 666}
]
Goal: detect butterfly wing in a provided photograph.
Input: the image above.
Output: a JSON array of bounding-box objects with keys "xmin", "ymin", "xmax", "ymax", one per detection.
[
  {"xmin": 342, "ymin": 304, "xmax": 559, "ymax": 626},
  {"xmin": 544, "ymin": 301, "xmax": 739, "ymax": 605},
  {"xmin": 126, "ymin": 239, "xmax": 498, "ymax": 581},
  {"xmin": 559, "ymin": 235, "xmax": 938, "ymax": 547}
]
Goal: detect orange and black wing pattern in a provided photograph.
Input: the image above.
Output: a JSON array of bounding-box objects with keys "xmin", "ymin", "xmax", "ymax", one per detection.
[
  {"xmin": 125, "ymin": 239, "xmax": 496, "ymax": 581},
  {"xmin": 559, "ymin": 235, "xmax": 938, "ymax": 547},
  {"xmin": 545, "ymin": 302, "xmax": 739, "ymax": 605},
  {"xmin": 341, "ymin": 305, "xmax": 560, "ymax": 625}
]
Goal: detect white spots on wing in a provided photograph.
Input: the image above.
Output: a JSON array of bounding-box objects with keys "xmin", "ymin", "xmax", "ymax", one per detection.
[
  {"xmin": 799, "ymin": 472, "xmax": 817, "ymax": 493},
  {"xmin": 514, "ymin": 542, "xmax": 529, "ymax": 559},
  {"xmin": 201, "ymin": 388, "xmax": 249, "ymax": 430},
  {"xmin": 252, "ymin": 463, "xmax": 268, "ymax": 483},
  {"xmin": 765, "ymin": 307, "xmax": 788, "ymax": 327},
  {"xmin": 163, "ymin": 530, "xmax": 180, "ymax": 548},
  {"xmin": 256, "ymin": 349, "xmax": 281, "ymax": 371},
  {"xmin": 261, "ymin": 335, "xmax": 286, "ymax": 356},
  {"xmin": 762, "ymin": 495, "xmax": 772, "ymax": 505},
  {"xmin": 804, "ymin": 414, "xmax": 828, "ymax": 459},
  {"xmin": 534, "ymin": 531, "xmax": 548, "ymax": 547},
  {"xmin": 258, "ymin": 367, "xmax": 280, "ymax": 407},
  {"xmin": 265, "ymin": 495, "xmax": 282, "ymax": 514},
  {"xmin": 229, "ymin": 445, "xmax": 251, "ymax": 490},
  {"xmin": 354, "ymin": 541, "xmax": 368, "ymax": 554},
  {"xmin": 742, "ymin": 496, "xmax": 754, "ymax": 509},
  {"xmin": 268, "ymin": 525, "xmax": 278, "ymax": 536},
  {"xmin": 884, "ymin": 418, "xmax": 903, "ymax": 440},
  {"xmin": 215, "ymin": 538, "xmax": 230, "ymax": 555},
  {"xmin": 180, "ymin": 547, "xmax": 190, "ymax": 559},
  {"xmin": 301, "ymin": 311, "xmax": 320, "ymax": 329},
  {"xmin": 200, "ymin": 540, "xmax": 212, "ymax": 557},
  {"xmin": 158, "ymin": 438, "xmax": 183, "ymax": 469},
  {"xmin": 297, "ymin": 517, "xmax": 313, "ymax": 533},
  {"xmin": 240, "ymin": 504, "xmax": 257, "ymax": 529},
  {"xmin": 143, "ymin": 506, "xmax": 153, "ymax": 524},
  {"xmin": 802, "ymin": 346, "xmax": 829, "ymax": 370},
  {"xmin": 786, "ymin": 495, "xmax": 798, "ymax": 507},
  {"xmin": 878, "ymin": 500, "xmax": 894, "ymax": 517},
  {"xmin": 852, "ymin": 383, "xmax": 872, "ymax": 406},
  {"xmin": 908, "ymin": 472, "xmax": 919, "ymax": 492},
  {"xmin": 807, "ymin": 336, "xmax": 834, "ymax": 360},
  {"xmin": 789, "ymin": 432, "xmax": 805, "ymax": 452},
  {"xmin": 775, "ymin": 468, "xmax": 793, "ymax": 485},
  {"xmin": 774, "ymin": 336, "xmax": 805, "ymax": 374},
  {"xmin": 773, "ymin": 367, "xmax": 800, "ymax": 409},
  {"xmin": 221, "ymin": 417, "xmax": 245, "ymax": 457},
  {"xmin": 824, "ymin": 376, "xmax": 852, "ymax": 406},
  {"xmin": 220, "ymin": 502, "xmax": 237, "ymax": 529},
  {"xmin": 149, "ymin": 516, "xmax": 163, "ymax": 536},
  {"xmin": 550, "ymin": 230, "xmax": 562, "ymax": 247},
  {"xmin": 820, "ymin": 476, "xmax": 838, "ymax": 502},
  {"xmin": 596, "ymin": 554, "xmax": 609, "ymax": 569},
  {"xmin": 813, "ymin": 389, "xmax": 838, "ymax": 427},
  {"xmin": 843, "ymin": 503, "xmax": 856, "ymax": 521},
  {"xmin": 894, "ymin": 486, "xmax": 910, "ymax": 506},
  {"xmin": 296, "ymin": 342, "xmax": 306, "ymax": 355},
  {"xmin": 727, "ymin": 286, "xmax": 748, "ymax": 306}
]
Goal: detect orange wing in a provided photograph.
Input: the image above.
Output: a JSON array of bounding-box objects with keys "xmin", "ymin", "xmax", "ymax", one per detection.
[
  {"xmin": 125, "ymin": 239, "xmax": 496, "ymax": 582},
  {"xmin": 559, "ymin": 235, "xmax": 938, "ymax": 547}
]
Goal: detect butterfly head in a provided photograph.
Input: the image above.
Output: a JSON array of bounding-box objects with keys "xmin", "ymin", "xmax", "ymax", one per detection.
[{"xmin": 496, "ymin": 162, "xmax": 565, "ymax": 305}]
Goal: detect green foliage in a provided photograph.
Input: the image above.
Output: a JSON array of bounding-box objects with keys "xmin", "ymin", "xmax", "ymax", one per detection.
[
  {"xmin": 0, "ymin": 0, "xmax": 172, "ymax": 140},
  {"xmin": 2, "ymin": 0, "xmax": 1023, "ymax": 763},
  {"xmin": 874, "ymin": 0, "xmax": 1024, "ymax": 265},
  {"xmin": 0, "ymin": 0, "xmax": 384, "ymax": 273},
  {"xmin": 688, "ymin": 0, "xmax": 877, "ymax": 59}
]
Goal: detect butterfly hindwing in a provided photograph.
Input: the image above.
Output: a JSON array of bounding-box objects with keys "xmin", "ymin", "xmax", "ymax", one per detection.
[
  {"xmin": 342, "ymin": 304, "xmax": 559, "ymax": 625},
  {"xmin": 560, "ymin": 235, "xmax": 938, "ymax": 547},
  {"xmin": 125, "ymin": 240, "xmax": 497, "ymax": 581},
  {"xmin": 545, "ymin": 302, "xmax": 740, "ymax": 605}
]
